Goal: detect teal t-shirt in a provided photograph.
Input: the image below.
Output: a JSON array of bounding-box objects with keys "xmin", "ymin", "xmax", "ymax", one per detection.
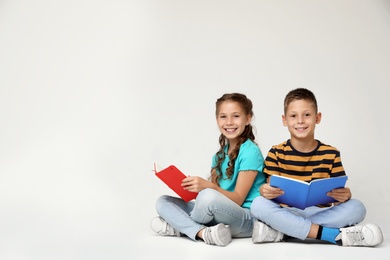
[{"xmin": 211, "ymin": 139, "xmax": 265, "ymax": 208}]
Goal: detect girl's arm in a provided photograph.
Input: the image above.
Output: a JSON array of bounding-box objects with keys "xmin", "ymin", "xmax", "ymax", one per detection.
[
  {"xmin": 182, "ymin": 171, "xmax": 257, "ymax": 206},
  {"xmin": 215, "ymin": 170, "xmax": 257, "ymax": 206}
]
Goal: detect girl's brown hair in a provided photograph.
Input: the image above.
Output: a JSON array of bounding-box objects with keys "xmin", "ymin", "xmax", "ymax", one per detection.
[{"xmin": 210, "ymin": 93, "xmax": 256, "ymax": 184}]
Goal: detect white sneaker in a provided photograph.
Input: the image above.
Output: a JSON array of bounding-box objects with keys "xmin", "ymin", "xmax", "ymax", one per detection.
[
  {"xmin": 337, "ymin": 223, "xmax": 384, "ymax": 247},
  {"xmin": 252, "ymin": 219, "xmax": 284, "ymax": 243},
  {"xmin": 202, "ymin": 223, "xmax": 232, "ymax": 246},
  {"xmin": 150, "ymin": 216, "xmax": 180, "ymax": 236}
]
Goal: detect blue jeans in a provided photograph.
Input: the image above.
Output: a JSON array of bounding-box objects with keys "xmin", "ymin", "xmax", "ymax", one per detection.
[
  {"xmin": 250, "ymin": 196, "xmax": 366, "ymax": 240},
  {"xmin": 155, "ymin": 188, "xmax": 254, "ymax": 241}
]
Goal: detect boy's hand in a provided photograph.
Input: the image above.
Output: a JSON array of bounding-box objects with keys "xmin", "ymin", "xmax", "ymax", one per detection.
[
  {"xmin": 260, "ymin": 183, "xmax": 284, "ymax": 199},
  {"xmin": 327, "ymin": 187, "xmax": 352, "ymax": 203}
]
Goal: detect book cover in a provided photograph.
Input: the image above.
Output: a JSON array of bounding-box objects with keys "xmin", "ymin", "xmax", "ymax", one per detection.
[
  {"xmin": 154, "ymin": 163, "xmax": 198, "ymax": 202},
  {"xmin": 269, "ymin": 175, "xmax": 348, "ymax": 209}
]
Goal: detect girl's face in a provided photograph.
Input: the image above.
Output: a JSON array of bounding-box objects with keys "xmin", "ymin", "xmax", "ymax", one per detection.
[
  {"xmin": 282, "ymin": 99, "xmax": 321, "ymax": 141},
  {"xmin": 216, "ymin": 101, "xmax": 251, "ymax": 144}
]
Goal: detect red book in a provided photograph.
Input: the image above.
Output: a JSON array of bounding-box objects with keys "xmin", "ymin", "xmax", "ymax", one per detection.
[{"xmin": 154, "ymin": 163, "xmax": 198, "ymax": 202}]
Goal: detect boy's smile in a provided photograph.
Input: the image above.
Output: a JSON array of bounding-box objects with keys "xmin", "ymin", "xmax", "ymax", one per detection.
[{"xmin": 295, "ymin": 126, "xmax": 308, "ymax": 131}]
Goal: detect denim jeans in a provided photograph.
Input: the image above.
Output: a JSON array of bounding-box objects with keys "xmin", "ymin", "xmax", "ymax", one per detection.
[
  {"xmin": 250, "ymin": 196, "xmax": 367, "ymax": 240},
  {"xmin": 155, "ymin": 188, "xmax": 254, "ymax": 241}
]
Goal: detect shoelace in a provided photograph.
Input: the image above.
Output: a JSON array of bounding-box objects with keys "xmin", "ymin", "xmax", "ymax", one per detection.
[
  {"xmin": 161, "ymin": 221, "xmax": 172, "ymax": 235},
  {"xmin": 203, "ymin": 228, "xmax": 214, "ymax": 245},
  {"xmin": 346, "ymin": 227, "xmax": 365, "ymax": 246},
  {"xmin": 160, "ymin": 220, "xmax": 180, "ymax": 236}
]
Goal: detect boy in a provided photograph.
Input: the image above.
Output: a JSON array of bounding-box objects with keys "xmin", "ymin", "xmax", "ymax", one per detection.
[{"xmin": 250, "ymin": 88, "xmax": 383, "ymax": 247}]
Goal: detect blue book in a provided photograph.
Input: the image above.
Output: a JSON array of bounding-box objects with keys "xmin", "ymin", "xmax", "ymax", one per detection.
[{"xmin": 269, "ymin": 175, "xmax": 348, "ymax": 209}]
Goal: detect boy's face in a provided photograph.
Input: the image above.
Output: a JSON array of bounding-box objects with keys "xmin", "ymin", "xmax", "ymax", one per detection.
[{"xmin": 282, "ymin": 99, "xmax": 321, "ymax": 141}]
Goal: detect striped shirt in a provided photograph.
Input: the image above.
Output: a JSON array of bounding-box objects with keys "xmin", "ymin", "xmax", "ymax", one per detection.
[{"xmin": 264, "ymin": 139, "xmax": 346, "ymax": 182}]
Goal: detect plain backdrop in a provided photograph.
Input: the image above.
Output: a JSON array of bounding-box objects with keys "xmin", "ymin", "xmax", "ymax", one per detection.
[{"xmin": 0, "ymin": 0, "xmax": 389, "ymax": 259}]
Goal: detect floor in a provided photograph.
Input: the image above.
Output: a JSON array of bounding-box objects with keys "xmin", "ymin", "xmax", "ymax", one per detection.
[
  {"xmin": 0, "ymin": 194, "xmax": 387, "ymax": 259},
  {"xmin": 134, "ymin": 216, "xmax": 389, "ymax": 260}
]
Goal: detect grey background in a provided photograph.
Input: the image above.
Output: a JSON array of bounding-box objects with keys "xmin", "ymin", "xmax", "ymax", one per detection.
[{"xmin": 0, "ymin": 0, "xmax": 389, "ymax": 259}]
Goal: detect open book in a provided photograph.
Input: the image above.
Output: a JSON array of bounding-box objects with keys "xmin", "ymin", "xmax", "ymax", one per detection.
[
  {"xmin": 270, "ymin": 175, "xmax": 348, "ymax": 209},
  {"xmin": 154, "ymin": 163, "xmax": 198, "ymax": 202}
]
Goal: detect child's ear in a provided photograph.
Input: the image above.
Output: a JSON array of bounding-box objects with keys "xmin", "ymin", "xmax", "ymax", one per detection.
[
  {"xmin": 316, "ymin": 112, "xmax": 322, "ymax": 124},
  {"xmin": 246, "ymin": 114, "xmax": 252, "ymax": 125},
  {"xmin": 282, "ymin": 115, "xmax": 287, "ymax": 126}
]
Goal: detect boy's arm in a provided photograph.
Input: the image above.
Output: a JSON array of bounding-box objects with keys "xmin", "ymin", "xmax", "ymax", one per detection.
[
  {"xmin": 260, "ymin": 148, "xmax": 284, "ymax": 199},
  {"xmin": 330, "ymin": 150, "xmax": 347, "ymax": 177},
  {"xmin": 263, "ymin": 147, "xmax": 281, "ymax": 177},
  {"xmin": 260, "ymin": 182, "xmax": 284, "ymax": 200},
  {"xmin": 327, "ymin": 187, "xmax": 352, "ymax": 203},
  {"xmin": 327, "ymin": 150, "xmax": 351, "ymax": 202}
]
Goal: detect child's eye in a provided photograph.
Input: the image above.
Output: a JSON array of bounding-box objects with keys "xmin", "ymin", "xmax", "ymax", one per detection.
[
  {"xmin": 290, "ymin": 115, "xmax": 296, "ymax": 118},
  {"xmin": 219, "ymin": 115, "xmax": 226, "ymax": 119},
  {"xmin": 305, "ymin": 113, "xmax": 310, "ymax": 117}
]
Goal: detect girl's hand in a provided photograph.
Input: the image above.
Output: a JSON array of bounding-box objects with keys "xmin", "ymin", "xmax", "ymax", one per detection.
[
  {"xmin": 182, "ymin": 176, "xmax": 212, "ymax": 193},
  {"xmin": 260, "ymin": 183, "xmax": 284, "ymax": 199},
  {"xmin": 327, "ymin": 187, "xmax": 351, "ymax": 203}
]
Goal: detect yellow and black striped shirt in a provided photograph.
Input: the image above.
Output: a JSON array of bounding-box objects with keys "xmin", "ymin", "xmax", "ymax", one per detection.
[{"xmin": 264, "ymin": 140, "xmax": 346, "ymax": 182}]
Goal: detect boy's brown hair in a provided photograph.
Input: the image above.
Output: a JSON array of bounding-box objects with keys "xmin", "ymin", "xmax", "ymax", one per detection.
[{"xmin": 284, "ymin": 88, "xmax": 318, "ymax": 114}]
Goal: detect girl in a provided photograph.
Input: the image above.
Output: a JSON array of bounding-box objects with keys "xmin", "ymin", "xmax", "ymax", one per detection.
[{"xmin": 151, "ymin": 93, "xmax": 266, "ymax": 246}]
